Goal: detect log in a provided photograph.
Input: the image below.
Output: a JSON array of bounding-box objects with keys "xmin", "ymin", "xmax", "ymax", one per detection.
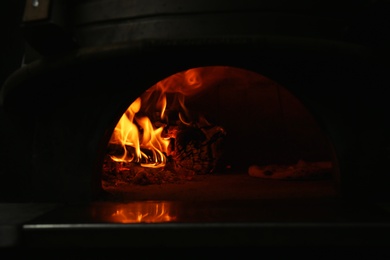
[{"xmin": 173, "ymin": 124, "xmax": 226, "ymax": 175}]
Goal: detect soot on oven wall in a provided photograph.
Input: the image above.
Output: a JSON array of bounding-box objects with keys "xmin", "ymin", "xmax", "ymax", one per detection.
[{"xmin": 100, "ymin": 66, "xmax": 336, "ymax": 199}]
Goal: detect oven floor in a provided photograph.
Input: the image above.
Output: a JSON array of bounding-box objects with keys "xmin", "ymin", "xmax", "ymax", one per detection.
[{"xmin": 101, "ymin": 171, "xmax": 339, "ymax": 201}]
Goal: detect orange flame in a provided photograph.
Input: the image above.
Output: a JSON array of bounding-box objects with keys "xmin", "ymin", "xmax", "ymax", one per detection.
[
  {"xmin": 109, "ymin": 97, "xmax": 170, "ymax": 168},
  {"xmin": 108, "ymin": 67, "xmax": 231, "ymax": 168}
]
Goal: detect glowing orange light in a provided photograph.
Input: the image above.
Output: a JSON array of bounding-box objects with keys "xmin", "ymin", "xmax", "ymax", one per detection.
[
  {"xmin": 108, "ymin": 67, "xmax": 213, "ymax": 168},
  {"xmin": 108, "ymin": 202, "xmax": 177, "ymax": 223}
]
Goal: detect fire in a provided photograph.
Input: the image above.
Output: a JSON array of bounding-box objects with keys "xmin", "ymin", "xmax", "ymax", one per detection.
[
  {"xmin": 108, "ymin": 67, "xmax": 211, "ymax": 168},
  {"xmin": 109, "ymin": 96, "xmax": 171, "ymax": 168},
  {"xmin": 109, "ymin": 97, "xmax": 142, "ymax": 163},
  {"xmin": 103, "ymin": 66, "xmax": 231, "ymax": 188}
]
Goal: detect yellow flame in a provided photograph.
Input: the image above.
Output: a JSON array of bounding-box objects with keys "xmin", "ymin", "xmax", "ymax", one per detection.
[
  {"xmin": 109, "ymin": 96, "xmax": 170, "ymax": 167},
  {"xmin": 109, "ymin": 97, "xmax": 142, "ymax": 162},
  {"xmin": 136, "ymin": 116, "xmax": 170, "ymax": 168},
  {"xmin": 108, "ymin": 67, "xmax": 218, "ymax": 168}
]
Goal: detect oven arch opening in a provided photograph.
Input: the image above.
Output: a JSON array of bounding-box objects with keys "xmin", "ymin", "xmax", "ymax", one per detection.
[{"xmin": 97, "ymin": 65, "xmax": 340, "ymax": 202}]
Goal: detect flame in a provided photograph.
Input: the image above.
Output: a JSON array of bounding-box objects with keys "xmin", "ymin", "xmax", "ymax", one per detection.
[
  {"xmin": 109, "ymin": 96, "xmax": 170, "ymax": 168},
  {"xmin": 108, "ymin": 201, "xmax": 176, "ymax": 223},
  {"xmin": 109, "ymin": 97, "xmax": 141, "ymax": 162},
  {"xmin": 108, "ymin": 67, "xmax": 211, "ymax": 168},
  {"xmin": 108, "ymin": 66, "xmax": 255, "ymax": 169}
]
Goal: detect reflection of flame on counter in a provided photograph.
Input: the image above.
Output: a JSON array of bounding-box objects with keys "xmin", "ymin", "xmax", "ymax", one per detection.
[{"xmin": 104, "ymin": 201, "xmax": 177, "ymax": 223}]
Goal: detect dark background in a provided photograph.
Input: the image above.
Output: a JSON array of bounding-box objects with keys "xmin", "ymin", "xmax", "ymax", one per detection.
[
  {"xmin": 0, "ymin": 1, "xmax": 25, "ymax": 87},
  {"xmin": 0, "ymin": 0, "xmax": 28, "ymax": 201}
]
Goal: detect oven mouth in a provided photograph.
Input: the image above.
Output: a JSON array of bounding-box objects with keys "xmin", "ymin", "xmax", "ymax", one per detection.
[{"xmin": 98, "ymin": 64, "xmax": 338, "ymax": 203}]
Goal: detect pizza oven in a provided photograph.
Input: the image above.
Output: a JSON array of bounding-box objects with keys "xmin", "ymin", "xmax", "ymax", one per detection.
[{"xmin": 1, "ymin": 0, "xmax": 390, "ymax": 250}]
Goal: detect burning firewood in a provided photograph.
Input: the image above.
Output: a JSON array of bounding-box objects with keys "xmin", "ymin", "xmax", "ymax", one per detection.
[
  {"xmin": 172, "ymin": 123, "xmax": 226, "ymax": 175},
  {"xmin": 248, "ymin": 160, "xmax": 332, "ymax": 180},
  {"xmin": 102, "ymin": 122, "xmax": 226, "ymax": 186}
]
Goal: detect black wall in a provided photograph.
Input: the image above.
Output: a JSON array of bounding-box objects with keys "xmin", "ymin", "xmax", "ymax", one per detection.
[{"xmin": 0, "ymin": 0, "xmax": 29, "ymax": 201}]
